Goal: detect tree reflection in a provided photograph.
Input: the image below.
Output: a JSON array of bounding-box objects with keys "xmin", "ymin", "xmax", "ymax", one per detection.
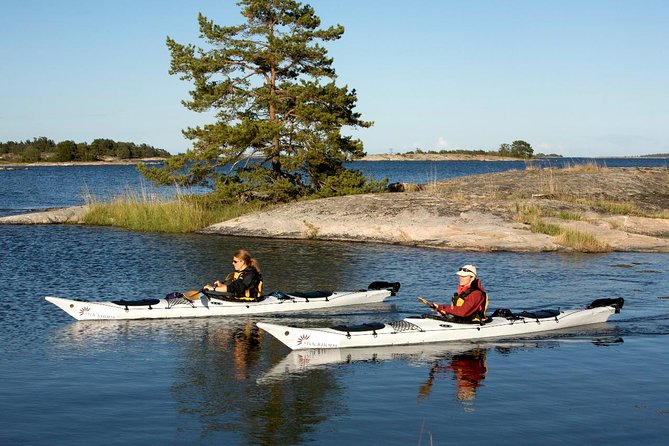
[{"xmin": 172, "ymin": 320, "xmax": 343, "ymax": 445}]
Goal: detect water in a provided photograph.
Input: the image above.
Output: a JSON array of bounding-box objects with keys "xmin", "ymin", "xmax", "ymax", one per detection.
[
  {"xmin": 1, "ymin": 160, "xmax": 669, "ymax": 445},
  {"xmin": 0, "ymin": 164, "xmax": 199, "ymax": 217},
  {"xmin": 2, "ymin": 157, "xmax": 668, "ymax": 217},
  {"xmin": 347, "ymin": 156, "xmax": 669, "ymax": 184}
]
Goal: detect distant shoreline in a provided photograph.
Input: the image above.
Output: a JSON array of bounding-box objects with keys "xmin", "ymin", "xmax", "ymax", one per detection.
[
  {"xmin": 357, "ymin": 153, "xmax": 669, "ymax": 162},
  {"xmin": 2, "ymin": 154, "xmax": 666, "ymax": 168},
  {"xmin": 0, "ymin": 157, "xmax": 166, "ymax": 168},
  {"xmin": 357, "ymin": 153, "xmax": 521, "ymax": 161}
]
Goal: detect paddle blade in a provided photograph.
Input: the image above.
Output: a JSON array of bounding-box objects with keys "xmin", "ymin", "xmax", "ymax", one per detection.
[{"xmin": 183, "ymin": 290, "xmax": 202, "ymax": 301}]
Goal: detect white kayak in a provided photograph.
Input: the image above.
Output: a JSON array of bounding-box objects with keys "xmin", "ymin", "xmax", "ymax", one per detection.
[
  {"xmin": 45, "ymin": 281, "xmax": 400, "ymax": 321},
  {"xmin": 257, "ymin": 298, "xmax": 624, "ymax": 350}
]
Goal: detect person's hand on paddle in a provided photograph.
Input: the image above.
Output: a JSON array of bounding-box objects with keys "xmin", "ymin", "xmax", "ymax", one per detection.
[{"xmin": 203, "ymin": 280, "xmax": 226, "ymax": 292}]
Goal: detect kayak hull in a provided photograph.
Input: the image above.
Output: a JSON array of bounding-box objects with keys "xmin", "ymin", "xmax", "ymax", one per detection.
[
  {"xmin": 257, "ymin": 299, "xmax": 623, "ymax": 350},
  {"xmin": 45, "ymin": 283, "xmax": 398, "ymax": 321}
]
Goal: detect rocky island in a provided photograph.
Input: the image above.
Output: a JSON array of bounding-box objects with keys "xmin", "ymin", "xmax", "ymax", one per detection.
[{"xmin": 3, "ymin": 166, "xmax": 669, "ymax": 252}]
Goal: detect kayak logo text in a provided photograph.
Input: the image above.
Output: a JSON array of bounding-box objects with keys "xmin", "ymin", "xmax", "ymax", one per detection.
[
  {"xmin": 77, "ymin": 306, "xmax": 115, "ymax": 319},
  {"xmin": 296, "ymin": 333, "xmax": 337, "ymax": 348}
]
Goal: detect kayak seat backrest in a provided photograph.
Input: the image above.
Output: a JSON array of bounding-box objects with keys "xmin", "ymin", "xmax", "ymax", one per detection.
[
  {"xmin": 491, "ymin": 308, "xmax": 515, "ymax": 318},
  {"xmin": 331, "ymin": 322, "xmax": 385, "ymax": 333}
]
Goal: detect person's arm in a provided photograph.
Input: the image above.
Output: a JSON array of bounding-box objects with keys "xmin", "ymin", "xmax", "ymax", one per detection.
[{"xmin": 205, "ymin": 273, "xmax": 235, "ymax": 292}]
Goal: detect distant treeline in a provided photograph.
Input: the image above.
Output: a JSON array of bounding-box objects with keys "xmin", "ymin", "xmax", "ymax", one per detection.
[
  {"xmin": 402, "ymin": 140, "xmax": 552, "ymax": 159},
  {"xmin": 403, "ymin": 148, "xmax": 562, "ymax": 158},
  {"xmin": 0, "ymin": 137, "xmax": 171, "ymax": 162}
]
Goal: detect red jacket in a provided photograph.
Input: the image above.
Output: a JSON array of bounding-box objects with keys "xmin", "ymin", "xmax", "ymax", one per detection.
[{"xmin": 436, "ymin": 279, "xmax": 486, "ymax": 319}]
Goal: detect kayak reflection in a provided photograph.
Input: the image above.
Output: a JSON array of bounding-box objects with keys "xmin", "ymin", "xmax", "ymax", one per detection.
[
  {"xmin": 258, "ymin": 342, "xmax": 492, "ymax": 384},
  {"xmin": 417, "ymin": 348, "xmax": 487, "ymax": 407}
]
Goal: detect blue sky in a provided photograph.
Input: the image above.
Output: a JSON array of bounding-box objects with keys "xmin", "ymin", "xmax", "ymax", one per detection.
[{"xmin": 2, "ymin": 0, "xmax": 667, "ymax": 156}]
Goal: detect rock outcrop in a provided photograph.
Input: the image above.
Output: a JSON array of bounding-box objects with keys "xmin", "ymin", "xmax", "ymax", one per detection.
[
  {"xmin": 0, "ymin": 206, "xmax": 87, "ymax": 224},
  {"xmin": 4, "ymin": 167, "xmax": 669, "ymax": 252}
]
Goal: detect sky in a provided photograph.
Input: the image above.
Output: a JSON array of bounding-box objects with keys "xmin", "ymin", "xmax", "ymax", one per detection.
[{"xmin": 1, "ymin": 0, "xmax": 668, "ymax": 157}]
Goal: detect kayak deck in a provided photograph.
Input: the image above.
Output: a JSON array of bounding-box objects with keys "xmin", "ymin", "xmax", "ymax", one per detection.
[
  {"xmin": 257, "ymin": 298, "xmax": 624, "ymax": 350},
  {"xmin": 45, "ymin": 281, "xmax": 400, "ymax": 321}
]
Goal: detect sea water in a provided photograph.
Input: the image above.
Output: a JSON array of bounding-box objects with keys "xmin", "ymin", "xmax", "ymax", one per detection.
[{"xmin": 1, "ymin": 161, "xmax": 668, "ymax": 445}]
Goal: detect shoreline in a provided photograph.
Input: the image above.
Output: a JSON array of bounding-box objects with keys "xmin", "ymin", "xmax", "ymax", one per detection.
[
  {"xmin": 0, "ymin": 158, "xmax": 166, "ymax": 168},
  {"xmin": 2, "ymin": 154, "xmax": 667, "ymax": 168},
  {"xmin": 356, "ymin": 154, "xmax": 669, "ymax": 162}
]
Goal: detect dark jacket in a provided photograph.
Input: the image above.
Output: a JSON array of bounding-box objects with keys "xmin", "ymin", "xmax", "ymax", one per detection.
[{"xmin": 225, "ymin": 267, "xmax": 263, "ymax": 299}]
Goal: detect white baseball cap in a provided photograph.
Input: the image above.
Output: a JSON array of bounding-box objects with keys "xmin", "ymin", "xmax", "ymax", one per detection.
[{"xmin": 455, "ymin": 264, "xmax": 477, "ymax": 277}]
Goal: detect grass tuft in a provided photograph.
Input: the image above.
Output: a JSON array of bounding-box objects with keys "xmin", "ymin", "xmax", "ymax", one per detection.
[
  {"xmin": 561, "ymin": 160, "xmax": 609, "ymax": 172},
  {"xmin": 555, "ymin": 228, "xmax": 611, "ymax": 252},
  {"xmin": 515, "ymin": 203, "xmax": 611, "ymax": 252},
  {"xmin": 82, "ymin": 188, "xmax": 263, "ymax": 233},
  {"xmin": 557, "ymin": 210, "xmax": 584, "ymax": 221}
]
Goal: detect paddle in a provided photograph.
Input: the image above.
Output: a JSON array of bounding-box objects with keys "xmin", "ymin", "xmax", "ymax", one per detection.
[
  {"xmin": 183, "ymin": 289, "xmax": 203, "ymax": 301},
  {"xmin": 417, "ymin": 297, "xmax": 435, "ymax": 309},
  {"xmin": 418, "ymin": 297, "xmax": 446, "ymax": 315}
]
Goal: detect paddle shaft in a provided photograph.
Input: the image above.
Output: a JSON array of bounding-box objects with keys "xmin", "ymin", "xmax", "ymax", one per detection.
[{"xmin": 418, "ymin": 297, "xmax": 446, "ymax": 315}]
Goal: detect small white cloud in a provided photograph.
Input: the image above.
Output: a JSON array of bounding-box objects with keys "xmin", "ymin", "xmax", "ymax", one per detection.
[{"xmin": 436, "ymin": 137, "xmax": 449, "ymax": 149}]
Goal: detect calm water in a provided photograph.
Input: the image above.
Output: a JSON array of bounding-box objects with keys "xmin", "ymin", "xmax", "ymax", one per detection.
[
  {"xmin": 1, "ymin": 160, "xmax": 669, "ymax": 445},
  {"xmin": 2, "ymin": 157, "xmax": 668, "ymax": 216}
]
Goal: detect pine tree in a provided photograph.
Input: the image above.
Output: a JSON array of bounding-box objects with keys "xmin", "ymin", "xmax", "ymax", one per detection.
[{"xmin": 140, "ymin": 0, "xmax": 383, "ymax": 203}]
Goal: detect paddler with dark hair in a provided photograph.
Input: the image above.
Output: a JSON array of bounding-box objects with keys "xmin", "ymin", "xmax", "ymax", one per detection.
[{"xmin": 421, "ymin": 264, "xmax": 489, "ymax": 322}]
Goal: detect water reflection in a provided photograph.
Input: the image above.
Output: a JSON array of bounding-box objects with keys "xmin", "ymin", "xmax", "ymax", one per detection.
[
  {"xmin": 44, "ymin": 316, "xmax": 627, "ymax": 444},
  {"xmin": 170, "ymin": 320, "xmax": 344, "ymax": 445},
  {"xmin": 417, "ymin": 348, "xmax": 488, "ymax": 410},
  {"xmin": 257, "ymin": 343, "xmax": 484, "ymax": 384}
]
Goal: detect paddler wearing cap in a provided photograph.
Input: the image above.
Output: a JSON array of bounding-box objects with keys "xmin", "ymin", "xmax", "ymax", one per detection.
[{"xmin": 424, "ymin": 264, "xmax": 489, "ymax": 322}]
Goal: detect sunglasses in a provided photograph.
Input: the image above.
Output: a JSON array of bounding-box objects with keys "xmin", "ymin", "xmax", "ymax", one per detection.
[{"xmin": 459, "ymin": 267, "xmax": 474, "ymax": 274}]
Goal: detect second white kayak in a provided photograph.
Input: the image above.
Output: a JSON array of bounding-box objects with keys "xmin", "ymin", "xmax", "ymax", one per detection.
[{"xmin": 257, "ymin": 298, "xmax": 624, "ymax": 350}]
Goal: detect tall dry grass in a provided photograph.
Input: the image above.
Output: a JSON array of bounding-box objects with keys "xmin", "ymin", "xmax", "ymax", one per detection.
[
  {"xmin": 561, "ymin": 160, "xmax": 609, "ymax": 172},
  {"xmin": 82, "ymin": 187, "xmax": 262, "ymax": 233},
  {"xmin": 514, "ymin": 203, "xmax": 611, "ymax": 252}
]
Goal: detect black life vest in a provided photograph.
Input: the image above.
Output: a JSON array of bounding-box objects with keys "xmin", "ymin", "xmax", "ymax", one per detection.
[{"xmin": 225, "ymin": 269, "xmax": 263, "ymax": 300}]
